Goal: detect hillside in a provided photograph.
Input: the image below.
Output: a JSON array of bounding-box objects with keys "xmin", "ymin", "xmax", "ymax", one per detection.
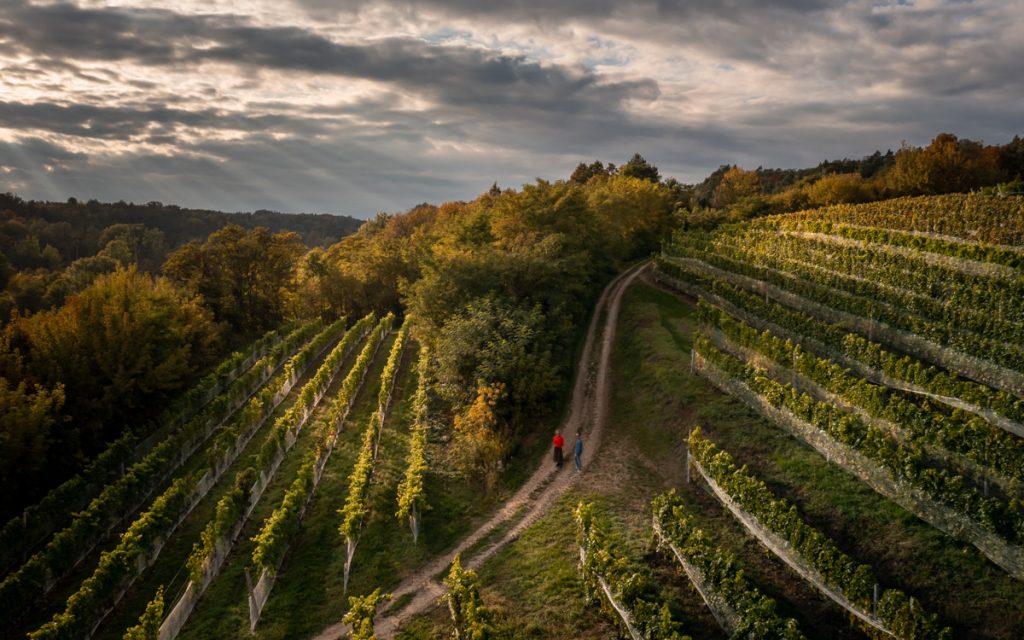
[
  {"xmin": 3, "ymin": 0, "xmax": 1022, "ymax": 634},
  {"xmin": 642, "ymin": 193, "xmax": 1024, "ymax": 638},
  {"xmin": 352, "ymin": 193, "xmax": 1024, "ymax": 638},
  {"xmin": 0, "ymin": 167, "xmax": 676, "ymax": 640},
  {"xmin": 4, "ymin": 190, "xmax": 1024, "ymax": 640},
  {"xmin": 0, "ymin": 192, "xmax": 362, "ymax": 319},
  {"xmin": 0, "ymin": 194, "xmax": 364, "ymax": 519}
]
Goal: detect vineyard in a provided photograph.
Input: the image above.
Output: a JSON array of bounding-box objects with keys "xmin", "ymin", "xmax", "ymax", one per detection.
[
  {"xmin": 0, "ymin": 246, "xmax": 655, "ymax": 640},
  {"xmin": 624, "ymin": 193, "xmax": 1024, "ymax": 639},
  {"xmin": 0, "ymin": 309, "xmax": 460, "ymax": 640},
  {"xmin": 396, "ymin": 193, "xmax": 1024, "ymax": 638},
  {"xmin": 4, "ymin": 193, "xmax": 1024, "ymax": 639}
]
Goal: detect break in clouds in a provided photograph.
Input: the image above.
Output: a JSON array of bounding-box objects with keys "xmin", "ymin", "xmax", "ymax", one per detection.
[{"xmin": 0, "ymin": 0, "xmax": 1021, "ymax": 216}]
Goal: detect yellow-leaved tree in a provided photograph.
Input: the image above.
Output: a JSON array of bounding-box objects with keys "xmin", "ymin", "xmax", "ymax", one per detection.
[{"xmin": 453, "ymin": 383, "xmax": 509, "ymax": 494}]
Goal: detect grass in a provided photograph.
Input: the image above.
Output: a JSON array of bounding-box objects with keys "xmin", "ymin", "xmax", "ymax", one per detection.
[{"xmin": 393, "ymin": 278, "xmax": 1024, "ymax": 639}]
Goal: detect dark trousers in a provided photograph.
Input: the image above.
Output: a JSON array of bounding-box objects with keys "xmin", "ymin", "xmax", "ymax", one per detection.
[{"xmin": 553, "ymin": 447, "xmax": 564, "ymax": 467}]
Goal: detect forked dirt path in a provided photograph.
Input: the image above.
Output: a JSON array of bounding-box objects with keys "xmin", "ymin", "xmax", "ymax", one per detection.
[{"xmin": 312, "ymin": 262, "xmax": 648, "ymax": 640}]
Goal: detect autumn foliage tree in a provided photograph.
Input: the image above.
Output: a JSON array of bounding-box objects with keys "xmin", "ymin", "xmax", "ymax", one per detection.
[
  {"xmin": 163, "ymin": 224, "xmax": 304, "ymax": 333},
  {"xmin": 710, "ymin": 166, "xmax": 763, "ymax": 208},
  {"xmin": 886, "ymin": 134, "xmax": 1001, "ymax": 195},
  {"xmin": 1, "ymin": 267, "xmax": 218, "ymax": 515},
  {"xmin": 453, "ymin": 383, "xmax": 510, "ymax": 493},
  {"xmin": 805, "ymin": 172, "xmax": 874, "ymax": 206}
]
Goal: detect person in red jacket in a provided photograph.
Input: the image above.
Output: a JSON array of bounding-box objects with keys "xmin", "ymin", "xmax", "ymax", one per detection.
[{"xmin": 552, "ymin": 431, "xmax": 565, "ymax": 468}]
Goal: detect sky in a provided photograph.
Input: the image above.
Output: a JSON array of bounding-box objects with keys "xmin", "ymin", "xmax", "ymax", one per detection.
[{"xmin": 0, "ymin": 0, "xmax": 1021, "ymax": 218}]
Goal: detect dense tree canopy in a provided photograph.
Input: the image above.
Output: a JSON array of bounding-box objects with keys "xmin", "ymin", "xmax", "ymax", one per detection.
[
  {"xmin": 886, "ymin": 134, "xmax": 1002, "ymax": 195},
  {"xmin": 0, "ymin": 379, "xmax": 65, "ymax": 510},
  {"xmin": 433, "ymin": 296, "xmax": 557, "ymax": 417},
  {"xmin": 0, "ymin": 195, "xmax": 361, "ymax": 319},
  {"xmin": 163, "ymin": 225, "xmax": 304, "ymax": 333},
  {"xmin": 298, "ymin": 166, "xmax": 674, "ymax": 487},
  {"xmin": 680, "ymin": 132, "xmax": 1022, "ymax": 229},
  {"xmin": 1, "ymin": 267, "xmax": 218, "ymax": 513}
]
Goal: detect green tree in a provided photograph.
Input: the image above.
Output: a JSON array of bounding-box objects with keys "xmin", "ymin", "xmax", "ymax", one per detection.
[
  {"xmin": 1000, "ymin": 135, "xmax": 1024, "ymax": 179},
  {"xmin": 569, "ymin": 160, "xmax": 609, "ymax": 185},
  {"xmin": 434, "ymin": 295, "xmax": 558, "ymax": 418},
  {"xmin": 163, "ymin": 224, "xmax": 304, "ymax": 332},
  {"xmin": 0, "ymin": 379, "xmax": 65, "ymax": 513},
  {"xmin": 711, "ymin": 166, "xmax": 762, "ymax": 208},
  {"xmin": 0, "ymin": 250, "xmax": 13, "ymax": 289},
  {"xmin": 6, "ymin": 266, "xmax": 219, "ymax": 484},
  {"xmin": 95, "ymin": 224, "xmax": 168, "ymax": 272},
  {"xmin": 619, "ymin": 153, "xmax": 661, "ymax": 183},
  {"xmin": 42, "ymin": 254, "xmax": 120, "ymax": 308},
  {"xmin": 5, "ymin": 271, "xmax": 50, "ymax": 315}
]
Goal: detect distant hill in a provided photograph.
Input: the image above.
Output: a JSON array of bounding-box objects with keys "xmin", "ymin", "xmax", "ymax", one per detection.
[
  {"xmin": 0, "ymin": 192, "xmax": 366, "ymax": 318},
  {"xmin": 0, "ymin": 192, "xmax": 364, "ymax": 258}
]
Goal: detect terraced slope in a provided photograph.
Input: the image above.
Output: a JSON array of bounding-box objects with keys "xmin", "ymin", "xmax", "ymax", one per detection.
[
  {"xmin": 177, "ymin": 319, "xmax": 400, "ymax": 639},
  {"xmin": 643, "ymin": 195, "xmax": 1024, "ymax": 637},
  {"xmin": 91, "ymin": 316, "xmax": 379, "ymax": 640}
]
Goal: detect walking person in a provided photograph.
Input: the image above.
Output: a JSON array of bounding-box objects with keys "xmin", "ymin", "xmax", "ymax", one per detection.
[
  {"xmin": 574, "ymin": 431, "xmax": 584, "ymax": 472},
  {"xmin": 552, "ymin": 431, "xmax": 565, "ymax": 468}
]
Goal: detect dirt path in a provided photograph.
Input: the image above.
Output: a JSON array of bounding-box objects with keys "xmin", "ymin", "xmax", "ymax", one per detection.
[{"xmin": 311, "ymin": 262, "xmax": 648, "ymax": 640}]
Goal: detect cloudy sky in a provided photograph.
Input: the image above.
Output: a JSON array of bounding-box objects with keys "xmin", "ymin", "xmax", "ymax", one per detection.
[{"xmin": 0, "ymin": 0, "xmax": 1021, "ymax": 217}]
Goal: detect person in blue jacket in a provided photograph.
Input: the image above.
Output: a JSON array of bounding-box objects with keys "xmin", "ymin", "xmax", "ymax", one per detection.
[{"xmin": 573, "ymin": 431, "xmax": 584, "ymax": 472}]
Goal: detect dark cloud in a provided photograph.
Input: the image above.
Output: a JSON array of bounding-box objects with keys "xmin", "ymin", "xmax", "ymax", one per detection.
[
  {"xmin": 0, "ymin": 136, "xmax": 85, "ymax": 163},
  {"xmin": 0, "ymin": 132, "xmax": 485, "ymax": 214},
  {"xmin": 0, "ymin": 100, "xmax": 309, "ymax": 139},
  {"xmin": 292, "ymin": 0, "xmax": 837, "ymax": 24},
  {"xmin": 0, "ymin": 1, "xmax": 655, "ymax": 118},
  {"xmin": 0, "ymin": 0, "xmax": 1021, "ymax": 217}
]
